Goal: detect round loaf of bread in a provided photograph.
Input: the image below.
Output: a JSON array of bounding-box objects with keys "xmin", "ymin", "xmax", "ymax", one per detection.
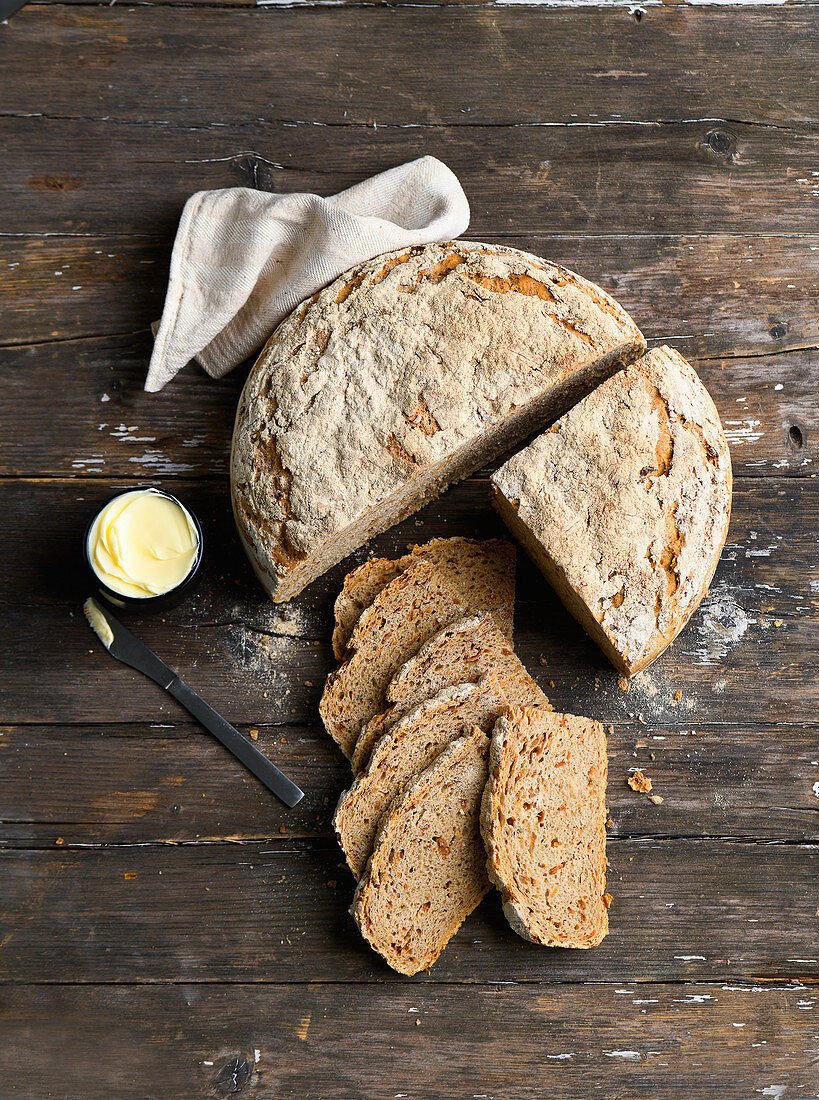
[{"xmin": 230, "ymin": 240, "xmax": 645, "ymax": 602}]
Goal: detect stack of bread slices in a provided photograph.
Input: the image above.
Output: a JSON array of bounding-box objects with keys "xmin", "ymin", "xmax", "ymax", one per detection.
[{"xmin": 321, "ymin": 537, "xmax": 609, "ymax": 975}]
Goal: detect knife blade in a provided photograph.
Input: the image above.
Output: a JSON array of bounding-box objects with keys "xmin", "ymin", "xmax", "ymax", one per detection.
[{"xmin": 83, "ymin": 598, "xmax": 304, "ymax": 808}]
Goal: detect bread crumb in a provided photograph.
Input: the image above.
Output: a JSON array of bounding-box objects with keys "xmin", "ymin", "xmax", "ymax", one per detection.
[
  {"xmin": 538, "ymin": 656, "xmax": 548, "ymax": 666},
  {"xmin": 603, "ymin": 892, "xmax": 613, "ymax": 909},
  {"xmin": 608, "ymin": 725, "xmax": 614, "ymax": 735},
  {"xmin": 618, "ymin": 677, "xmax": 630, "ymax": 693},
  {"xmin": 415, "ymin": 1019, "xmax": 421, "ymax": 1026},
  {"xmin": 55, "ymin": 837, "xmax": 65, "ymax": 846},
  {"xmin": 249, "ymin": 727, "xmax": 259, "ymax": 741},
  {"xmin": 673, "ymin": 690, "xmax": 682, "ymax": 702},
  {"xmin": 649, "ymin": 751, "xmax": 655, "ymax": 760},
  {"xmin": 649, "ymin": 793, "xmax": 664, "ymax": 805},
  {"xmin": 628, "ymin": 770, "xmax": 652, "ymax": 794},
  {"xmin": 606, "ymin": 816, "xmax": 614, "ymax": 829},
  {"xmin": 549, "ymin": 680, "xmax": 555, "ymax": 689}
]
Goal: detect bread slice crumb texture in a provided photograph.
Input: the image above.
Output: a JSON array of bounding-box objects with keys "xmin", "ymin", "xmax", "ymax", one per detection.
[
  {"xmin": 481, "ymin": 706, "xmax": 608, "ymax": 949},
  {"xmin": 332, "ymin": 537, "xmax": 516, "ymax": 660},
  {"xmin": 319, "ymin": 559, "xmax": 467, "ymax": 758},
  {"xmin": 352, "ymin": 612, "xmax": 549, "ymax": 773},
  {"xmin": 335, "ymin": 672, "xmax": 509, "ymax": 878},
  {"xmin": 491, "ymin": 346, "xmax": 731, "ymax": 675},
  {"xmin": 353, "ymin": 727, "xmax": 492, "ymax": 976}
]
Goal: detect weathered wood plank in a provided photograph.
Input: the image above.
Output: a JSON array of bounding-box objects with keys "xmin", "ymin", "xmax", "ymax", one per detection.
[
  {"xmin": 4, "ymin": 8, "xmax": 819, "ymax": 127},
  {"xmin": 3, "ymin": 232, "xmax": 818, "ymax": 361},
  {"xmin": 5, "ymin": 115, "xmax": 819, "ymax": 239},
  {"xmin": 1, "ymin": 477, "xmax": 816, "ymax": 726},
  {"xmin": 0, "ymin": 837, "xmax": 816, "ymax": 983},
  {"xmin": 2, "ymin": 719, "xmax": 817, "ymax": 847},
  {"xmin": 1, "ymin": 981, "xmax": 816, "ymax": 1100},
  {"xmin": 0, "ymin": 336, "xmax": 816, "ymax": 479}
]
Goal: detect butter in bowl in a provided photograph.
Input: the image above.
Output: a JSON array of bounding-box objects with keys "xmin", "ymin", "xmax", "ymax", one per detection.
[{"xmin": 84, "ymin": 487, "xmax": 203, "ymax": 609}]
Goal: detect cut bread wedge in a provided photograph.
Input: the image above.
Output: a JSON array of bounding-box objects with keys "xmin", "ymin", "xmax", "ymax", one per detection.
[
  {"xmin": 481, "ymin": 706, "xmax": 609, "ymax": 948},
  {"xmin": 352, "ymin": 613, "xmax": 549, "ymax": 773},
  {"xmin": 491, "ymin": 346, "xmax": 731, "ymax": 676},
  {"xmin": 332, "ymin": 537, "xmax": 516, "ymax": 659},
  {"xmin": 336, "ymin": 672, "xmax": 509, "ymax": 878},
  {"xmin": 319, "ymin": 560, "xmax": 467, "ymax": 758},
  {"xmin": 352, "ymin": 726, "xmax": 492, "ymax": 975}
]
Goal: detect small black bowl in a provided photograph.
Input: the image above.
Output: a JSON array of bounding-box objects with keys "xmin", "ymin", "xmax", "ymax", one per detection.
[{"xmin": 84, "ymin": 487, "xmax": 204, "ymax": 612}]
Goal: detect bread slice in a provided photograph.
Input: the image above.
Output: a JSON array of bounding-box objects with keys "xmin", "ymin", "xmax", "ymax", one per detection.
[
  {"xmin": 352, "ymin": 726, "xmax": 492, "ymax": 975},
  {"xmin": 332, "ymin": 537, "xmax": 516, "ymax": 659},
  {"xmin": 319, "ymin": 559, "xmax": 467, "ymax": 758},
  {"xmin": 335, "ymin": 672, "xmax": 509, "ymax": 878},
  {"xmin": 332, "ymin": 559, "xmax": 406, "ymax": 660},
  {"xmin": 491, "ymin": 346, "xmax": 732, "ymax": 675},
  {"xmin": 352, "ymin": 613, "xmax": 549, "ymax": 772},
  {"xmin": 232, "ymin": 241, "xmax": 646, "ymax": 603},
  {"xmin": 481, "ymin": 706, "xmax": 608, "ymax": 948}
]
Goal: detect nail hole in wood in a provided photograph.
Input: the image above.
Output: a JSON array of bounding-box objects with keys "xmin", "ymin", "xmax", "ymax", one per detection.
[{"xmin": 788, "ymin": 424, "xmax": 804, "ymax": 451}]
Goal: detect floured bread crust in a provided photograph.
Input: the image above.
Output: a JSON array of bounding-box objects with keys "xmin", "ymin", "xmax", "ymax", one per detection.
[
  {"xmin": 491, "ymin": 346, "xmax": 732, "ymax": 675},
  {"xmin": 231, "ymin": 240, "xmax": 645, "ymax": 602}
]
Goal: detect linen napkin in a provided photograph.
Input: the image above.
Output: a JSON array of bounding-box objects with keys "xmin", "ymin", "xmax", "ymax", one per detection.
[{"xmin": 145, "ymin": 156, "xmax": 470, "ymax": 392}]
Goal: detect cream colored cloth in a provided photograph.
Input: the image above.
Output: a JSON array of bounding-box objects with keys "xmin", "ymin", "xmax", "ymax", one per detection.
[{"xmin": 145, "ymin": 156, "xmax": 470, "ymax": 392}]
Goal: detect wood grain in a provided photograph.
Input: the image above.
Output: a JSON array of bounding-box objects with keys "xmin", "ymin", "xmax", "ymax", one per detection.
[
  {"xmin": 0, "ymin": 338, "xmax": 816, "ymax": 479},
  {"xmin": 1, "ymin": 476, "xmax": 818, "ymax": 728},
  {"xmin": 4, "ymin": 8, "xmax": 819, "ymax": 127},
  {"xmin": 2, "ymin": 719, "xmax": 817, "ymax": 847},
  {"xmin": 1, "ymin": 982, "xmax": 816, "ymax": 1100},
  {"xmin": 1, "ymin": 836, "xmax": 817, "ymax": 984},
  {"xmin": 5, "ymin": 115, "xmax": 819, "ymax": 239},
  {"xmin": 3, "ymin": 232, "xmax": 818, "ymax": 359},
  {"xmin": 3, "ymin": 4, "xmax": 818, "ymax": 1092}
]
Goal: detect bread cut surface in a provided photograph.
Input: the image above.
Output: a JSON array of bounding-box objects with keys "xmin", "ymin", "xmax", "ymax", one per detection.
[
  {"xmin": 319, "ymin": 559, "xmax": 466, "ymax": 758},
  {"xmin": 352, "ymin": 727, "xmax": 491, "ymax": 975},
  {"xmin": 332, "ymin": 537, "xmax": 516, "ymax": 660},
  {"xmin": 481, "ymin": 706, "xmax": 608, "ymax": 948},
  {"xmin": 491, "ymin": 346, "xmax": 732, "ymax": 675},
  {"xmin": 335, "ymin": 673, "xmax": 508, "ymax": 878},
  {"xmin": 352, "ymin": 613, "xmax": 549, "ymax": 772},
  {"xmin": 231, "ymin": 240, "xmax": 646, "ymax": 602}
]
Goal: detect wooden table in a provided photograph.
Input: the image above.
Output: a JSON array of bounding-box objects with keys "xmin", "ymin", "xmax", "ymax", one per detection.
[{"xmin": 2, "ymin": 2, "xmax": 818, "ymax": 1096}]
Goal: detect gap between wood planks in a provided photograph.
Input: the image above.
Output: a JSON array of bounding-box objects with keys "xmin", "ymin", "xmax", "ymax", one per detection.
[
  {"xmin": 1, "ymin": 110, "xmax": 814, "ymax": 134},
  {"xmin": 20, "ymin": 0, "xmax": 819, "ymax": 11},
  {"xmin": 3, "ymin": 835, "xmax": 815, "ymax": 851},
  {"xmin": 4, "ymin": 335, "xmax": 817, "ymax": 359}
]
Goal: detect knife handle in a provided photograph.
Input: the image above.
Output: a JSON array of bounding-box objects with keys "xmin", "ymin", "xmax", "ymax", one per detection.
[{"xmin": 167, "ymin": 678, "xmax": 304, "ymax": 808}]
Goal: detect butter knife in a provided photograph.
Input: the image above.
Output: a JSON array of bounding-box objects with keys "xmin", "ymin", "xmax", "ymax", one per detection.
[{"xmin": 83, "ymin": 598, "xmax": 304, "ymax": 807}]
